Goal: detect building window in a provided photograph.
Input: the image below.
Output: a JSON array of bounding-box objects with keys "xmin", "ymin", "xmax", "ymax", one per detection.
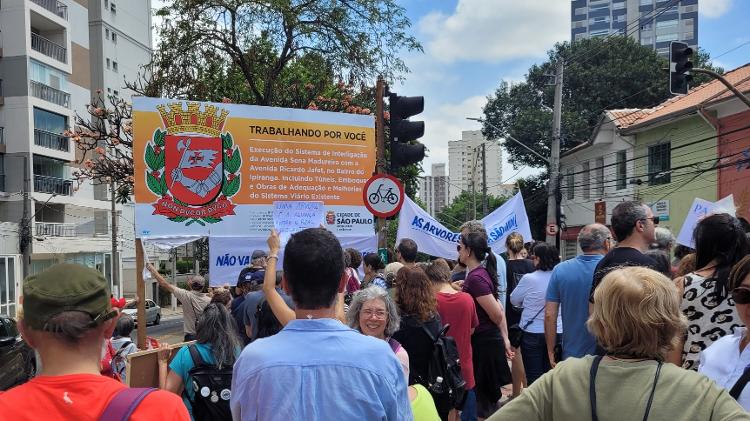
[
  {"xmin": 616, "ymin": 150, "xmax": 627, "ymax": 190},
  {"xmin": 112, "ymin": 61, "xmax": 118, "ymax": 72},
  {"xmin": 574, "ymin": 7, "xmax": 587, "ymax": 15},
  {"xmin": 112, "ymin": 32, "xmax": 117, "ymax": 43},
  {"xmin": 641, "ymin": 37, "xmax": 654, "ymax": 45},
  {"xmin": 110, "ymin": 2, "xmax": 116, "ymax": 13},
  {"xmin": 616, "ymin": 14, "xmax": 626, "ymax": 22},
  {"xmin": 656, "ymin": 32, "xmax": 679, "ymax": 42},
  {"xmin": 582, "ymin": 162, "xmax": 590, "ymax": 200},
  {"xmin": 648, "ymin": 143, "xmax": 671, "ymax": 185},
  {"xmin": 613, "ymin": 1, "xmax": 626, "ymax": 10},
  {"xmin": 590, "ymin": 29, "xmax": 610, "ymax": 37},
  {"xmin": 589, "ymin": 16, "xmax": 610, "ymax": 25},
  {"xmin": 106, "ymin": 58, "xmax": 110, "ymax": 69},
  {"xmin": 656, "ymin": 19, "xmax": 679, "ymax": 28},
  {"xmin": 596, "ymin": 157, "xmax": 605, "ymax": 196},
  {"xmin": 107, "ymin": 87, "xmax": 111, "ymax": 93},
  {"xmin": 104, "ymin": 0, "xmax": 109, "ymax": 8},
  {"xmin": 113, "ymin": 90, "xmax": 118, "ymax": 96},
  {"xmin": 640, "ymin": 0, "xmax": 652, "ymax": 5},
  {"xmin": 566, "ymin": 168, "xmax": 574, "ymax": 200},
  {"xmin": 105, "ymin": 28, "xmax": 109, "ymax": 38}
]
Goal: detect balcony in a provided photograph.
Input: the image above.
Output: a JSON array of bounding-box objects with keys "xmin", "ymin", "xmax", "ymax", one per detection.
[
  {"xmin": 34, "ymin": 174, "xmax": 72, "ymax": 195},
  {"xmin": 31, "ymin": 0, "xmax": 68, "ymax": 20},
  {"xmin": 34, "ymin": 129, "xmax": 69, "ymax": 152},
  {"xmin": 31, "ymin": 32, "xmax": 66, "ymax": 63},
  {"xmin": 30, "ymin": 80, "xmax": 70, "ymax": 108},
  {"xmin": 35, "ymin": 222, "xmax": 75, "ymax": 237}
]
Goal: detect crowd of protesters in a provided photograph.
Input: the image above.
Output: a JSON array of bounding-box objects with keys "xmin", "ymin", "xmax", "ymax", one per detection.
[{"xmin": 4, "ymin": 201, "xmax": 750, "ymax": 421}]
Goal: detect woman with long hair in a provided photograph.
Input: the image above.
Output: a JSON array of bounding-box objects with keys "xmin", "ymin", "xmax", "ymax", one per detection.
[
  {"xmin": 504, "ymin": 232, "xmax": 535, "ymax": 397},
  {"xmin": 490, "ymin": 267, "xmax": 748, "ymax": 421},
  {"xmin": 509, "ymin": 242, "xmax": 562, "ymax": 385},
  {"xmin": 361, "ymin": 253, "xmax": 388, "ymax": 289},
  {"xmin": 459, "ymin": 230, "xmax": 513, "ymax": 419},
  {"xmin": 159, "ymin": 303, "xmax": 242, "ymax": 420},
  {"xmin": 669, "ymin": 213, "xmax": 749, "ymax": 369}
]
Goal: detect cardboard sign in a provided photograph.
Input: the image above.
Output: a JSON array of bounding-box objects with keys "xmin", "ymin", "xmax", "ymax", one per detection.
[
  {"xmin": 126, "ymin": 341, "xmax": 194, "ymax": 387},
  {"xmin": 676, "ymin": 195, "xmax": 736, "ymax": 248},
  {"xmin": 273, "ymin": 201, "xmax": 325, "ymax": 234}
]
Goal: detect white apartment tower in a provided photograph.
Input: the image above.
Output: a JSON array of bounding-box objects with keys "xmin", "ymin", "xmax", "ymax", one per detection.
[
  {"xmin": 448, "ymin": 130, "xmax": 503, "ymax": 205},
  {"xmin": 0, "ymin": 0, "xmax": 152, "ymax": 316},
  {"xmin": 419, "ymin": 163, "xmax": 449, "ymax": 217}
]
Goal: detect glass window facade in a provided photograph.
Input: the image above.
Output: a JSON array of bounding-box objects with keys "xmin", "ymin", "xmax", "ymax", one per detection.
[{"xmin": 29, "ymin": 60, "xmax": 69, "ymax": 92}]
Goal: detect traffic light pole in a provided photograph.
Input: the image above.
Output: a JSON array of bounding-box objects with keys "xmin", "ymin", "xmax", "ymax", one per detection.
[
  {"xmin": 482, "ymin": 142, "xmax": 487, "ymax": 218},
  {"xmin": 546, "ymin": 61, "xmax": 563, "ymax": 245},
  {"xmin": 692, "ymin": 68, "xmax": 750, "ymax": 109},
  {"xmin": 375, "ymin": 77, "xmax": 387, "ymax": 251}
]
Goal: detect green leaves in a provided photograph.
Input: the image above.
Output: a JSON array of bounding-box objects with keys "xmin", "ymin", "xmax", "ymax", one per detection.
[
  {"xmin": 153, "ymin": 129, "xmax": 166, "ymax": 147},
  {"xmin": 147, "ymin": 172, "xmax": 163, "ymax": 196},
  {"xmin": 222, "ymin": 176, "xmax": 240, "ymax": 197},
  {"xmin": 169, "ymin": 216, "xmax": 188, "ymax": 222},
  {"xmin": 202, "ymin": 217, "xmax": 221, "ymax": 224},
  {"xmin": 221, "ymin": 133, "xmax": 232, "ymax": 149},
  {"xmin": 225, "ymin": 148, "xmax": 241, "ymax": 173}
]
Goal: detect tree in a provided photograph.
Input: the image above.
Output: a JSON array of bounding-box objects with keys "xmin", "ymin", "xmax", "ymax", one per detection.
[
  {"xmin": 482, "ymin": 36, "xmax": 722, "ymax": 168},
  {"xmin": 141, "ymin": 0, "xmax": 421, "ymax": 107},
  {"xmin": 437, "ymin": 191, "xmax": 510, "ymax": 232}
]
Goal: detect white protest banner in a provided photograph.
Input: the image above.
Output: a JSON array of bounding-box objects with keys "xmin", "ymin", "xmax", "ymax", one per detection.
[
  {"xmin": 397, "ymin": 197, "xmax": 461, "ymax": 259},
  {"xmin": 482, "ymin": 192, "xmax": 533, "ymax": 254},
  {"xmin": 676, "ymin": 194, "xmax": 736, "ymax": 248},
  {"xmin": 273, "ymin": 201, "xmax": 324, "ymax": 234},
  {"xmin": 209, "ymin": 234, "xmax": 377, "ymax": 286}
]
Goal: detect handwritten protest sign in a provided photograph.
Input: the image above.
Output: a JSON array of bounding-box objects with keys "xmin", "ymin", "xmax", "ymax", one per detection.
[
  {"xmin": 273, "ymin": 201, "xmax": 324, "ymax": 234},
  {"xmin": 676, "ymin": 195, "xmax": 736, "ymax": 248},
  {"xmin": 126, "ymin": 341, "xmax": 194, "ymax": 387}
]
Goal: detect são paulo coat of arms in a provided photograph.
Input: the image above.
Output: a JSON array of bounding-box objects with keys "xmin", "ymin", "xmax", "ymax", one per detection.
[{"xmin": 144, "ymin": 102, "xmax": 241, "ymax": 226}]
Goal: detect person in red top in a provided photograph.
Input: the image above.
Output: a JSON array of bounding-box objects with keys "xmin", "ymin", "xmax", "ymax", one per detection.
[
  {"xmin": 424, "ymin": 258, "xmax": 479, "ymax": 421},
  {"xmin": 0, "ymin": 263, "xmax": 189, "ymax": 421}
]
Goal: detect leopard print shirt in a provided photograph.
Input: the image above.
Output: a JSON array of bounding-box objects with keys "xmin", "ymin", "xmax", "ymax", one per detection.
[{"xmin": 681, "ymin": 273, "xmax": 742, "ymax": 370}]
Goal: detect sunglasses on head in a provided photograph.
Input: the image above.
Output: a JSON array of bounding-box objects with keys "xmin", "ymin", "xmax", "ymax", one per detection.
[{"xmin": 732, "ymin": 287, "xmax": 750, "ymax": 305}]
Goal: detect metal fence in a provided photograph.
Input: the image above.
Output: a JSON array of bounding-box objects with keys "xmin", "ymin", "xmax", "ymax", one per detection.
[
  {"xmin": 30, "ymin": 0, "xmax": 68, "ymax": 20},
  {"xmin": 31, "ymin": 32, "xmax": 66, "ymax": 63},
  {"xmin": 34, "ymin": 129, "xmax": 69, "ymax": 152},
  {"xmin": 33, "ymin": 174, "xmax": 73, "ymax": 196},
  {"xmin": 29, "ymin": 80, "xmax": 70, "ymax": 108}
]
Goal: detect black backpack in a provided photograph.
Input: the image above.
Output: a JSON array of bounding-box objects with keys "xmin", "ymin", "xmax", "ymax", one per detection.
[
  {"xmin": 185, "ymin": 345, "xmax": 233, "ymax": 421},
  {"xmin": 420, "ymin": 324, "xmax": 467, "ymax": 410},
  {"xmin": 254, "ymin": 297, "xmax": 283, "ymax": 339}
]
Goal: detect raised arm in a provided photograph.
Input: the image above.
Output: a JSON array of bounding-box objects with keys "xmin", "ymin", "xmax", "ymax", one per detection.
[
  {"xmin": 147, "ymin": 263, "xmax": 176, "ymax": 293},
  {"xmin": 262, "ymin": 230, "xmax": 296, "ymax": 326}
]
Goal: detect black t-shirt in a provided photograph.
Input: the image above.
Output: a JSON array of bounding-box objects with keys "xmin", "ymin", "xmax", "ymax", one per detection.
[
  {"xmin": 589, "ymin": 247, "xmax": 658, "ymax": 302},
  {"xmin": 237, "ymin": 267, "xmax": 265, "ymax": 286},
  {"xmin": 505, "ymin": 259, "xmax": 536, "ymax": 325}
]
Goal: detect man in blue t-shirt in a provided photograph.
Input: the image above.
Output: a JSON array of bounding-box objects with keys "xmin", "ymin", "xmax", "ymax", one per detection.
[{"xmin": 545, "ymin": 223, "xmax": 611, "ymax": 363}]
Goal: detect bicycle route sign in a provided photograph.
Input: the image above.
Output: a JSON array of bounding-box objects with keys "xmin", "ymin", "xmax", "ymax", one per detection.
[{"xmin": 362, "ymin": 174, "xmax": 405, "ymax": 218}]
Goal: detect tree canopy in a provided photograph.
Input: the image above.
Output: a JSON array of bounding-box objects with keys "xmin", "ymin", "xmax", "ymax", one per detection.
[
  {"xmin": 482, "ymin": 36, "xmax": 722, "ymax": 168},
  {"xmin": 437, "ymin": 191, "xmax": 510, "ymax": 232}
]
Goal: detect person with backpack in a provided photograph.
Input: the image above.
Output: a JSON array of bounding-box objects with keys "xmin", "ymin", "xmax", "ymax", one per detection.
[
  {"xmin": 243, "ymin": 270, "xmax": 295, "ymax": 341},
  {"xmin": 159, "ymin": 303, "xmax": 241, "ymax": 421},
  {"xmin": 111, "ymin": 314, "xmax": 138, "ymax": 383},
  {"xmin": 424, "ymin": 259, "xmax": 478, "ymax": 421},
  {"xmin": 0, "ymin": 264, "xmax": 189, "ymax": 421},
  {"xmin": 392, "ymin": 266, "xmax": 453, "ymax": 420},
  {"xmin": 361, "ymin": 252, "xmax": 388, "ymax": 289}
]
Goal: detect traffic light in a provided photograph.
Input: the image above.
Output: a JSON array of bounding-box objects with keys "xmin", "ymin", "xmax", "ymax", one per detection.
[
  {"xmin": 388, "ymin": 92, "xmax": 425, "ymax": 171},
  {"xmin": 670, "ymin": 41, "xmax": 694, "ymax": 95}
]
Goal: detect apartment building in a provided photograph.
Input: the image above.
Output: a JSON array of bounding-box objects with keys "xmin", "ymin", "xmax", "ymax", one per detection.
[
  {"xmin": 571, "ymin": 0, "xmax": 698, "ymax": 56},
  {"xmin": 448, "ymin": 130, "xmax": 503, "ymax": 204},
  {"xmin": 419, "ymin": 163, "xmax": 450, "ymax": 217},
  {"xmin": 0, "ymin": 0, "xmax": 152, "ymax": 316}
]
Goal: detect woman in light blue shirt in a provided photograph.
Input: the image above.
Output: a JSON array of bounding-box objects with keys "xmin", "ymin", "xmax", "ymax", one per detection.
[
  {"xmin": 510, "ymin": 243, "xmax": 562, "ymax": 385},
  {"xmin": 699, "ymin": 255, "xmax": 750, "ymax": 411}
]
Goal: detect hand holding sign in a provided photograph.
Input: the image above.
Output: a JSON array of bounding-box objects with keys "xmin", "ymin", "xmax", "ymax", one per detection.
[{"xmin": 273, "ymin": 201, "xmax": 325, "ymax": 235}]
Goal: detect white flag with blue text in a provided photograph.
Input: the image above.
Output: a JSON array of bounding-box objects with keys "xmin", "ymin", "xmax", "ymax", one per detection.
[{"xmin": 481, "ymin": 192, "xmax": 533, "ymax": 254}]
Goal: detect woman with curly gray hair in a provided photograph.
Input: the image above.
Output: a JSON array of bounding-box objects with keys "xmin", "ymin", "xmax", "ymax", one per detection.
[{"xmin": 347, "ymin": 285, "xmax": 409, "ymax": 378}]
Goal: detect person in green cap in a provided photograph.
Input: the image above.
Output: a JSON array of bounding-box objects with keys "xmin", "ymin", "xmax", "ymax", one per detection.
[{"xmin": 0, "ymin": 263, "xmax": 189, "ymax": 421}]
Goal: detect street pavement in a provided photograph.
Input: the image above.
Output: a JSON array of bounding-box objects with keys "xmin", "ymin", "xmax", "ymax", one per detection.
[{"xmin": 131, "ymin": 315, "xmax": 184, "ymax": 346}]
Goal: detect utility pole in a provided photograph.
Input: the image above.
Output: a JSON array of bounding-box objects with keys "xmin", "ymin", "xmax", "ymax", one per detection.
[
  {"xmin": 171, "ymin": 249, "xmax": 177, "ymax": 311},
  {"xmin": 110, "ymin": 181, "xmax": 120, "ymax": 297},
  {"xmin": 481, "ymin": 142, "xmax": 487, "ymax": 218},
  {"xmin": 546, "ymin": 60, "xmax": 563, "ymax": 245},
  {"xmin": 375, "ymin": 77, "xmax": 387, "ymax": 252},
  {"xmin": 20, "ymin": 155, "xmax": 31, "ymax": 278},
  {"xmin": 135, "ymin": 239, "xmax": 146, "ymax": 349}
]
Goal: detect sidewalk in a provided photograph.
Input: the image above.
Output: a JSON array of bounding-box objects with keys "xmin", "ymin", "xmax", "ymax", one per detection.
[{"xmin": 161, "ymin": 305, "xmax": 183, "ymax": 320}]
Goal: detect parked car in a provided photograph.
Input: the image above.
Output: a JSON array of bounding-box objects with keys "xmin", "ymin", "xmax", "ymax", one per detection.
[
  {"xmin": 122, "ymin": 299, "xmax": 161, "ymax": 325},
  {"xmin": 0, "ymin": 315, "xmax": 35, "ymax": 391}
]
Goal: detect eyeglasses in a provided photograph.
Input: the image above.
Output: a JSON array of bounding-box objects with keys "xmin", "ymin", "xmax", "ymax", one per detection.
[
  {"xmin": 639, "ymin": 216, "xmax": 660, "ymax": 225},
  {"xmin": 361, "ymin": 309, "xmax": 387, "ymax": 320},
  {"xmin": 732, "ymin": 287, "xmax": 750, "ymax": 305}
]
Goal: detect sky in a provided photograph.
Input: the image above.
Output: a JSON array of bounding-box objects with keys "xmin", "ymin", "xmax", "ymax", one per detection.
[{"xmin": 394, "ymin": 0, "xmax": 750, "ymax": 180}]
